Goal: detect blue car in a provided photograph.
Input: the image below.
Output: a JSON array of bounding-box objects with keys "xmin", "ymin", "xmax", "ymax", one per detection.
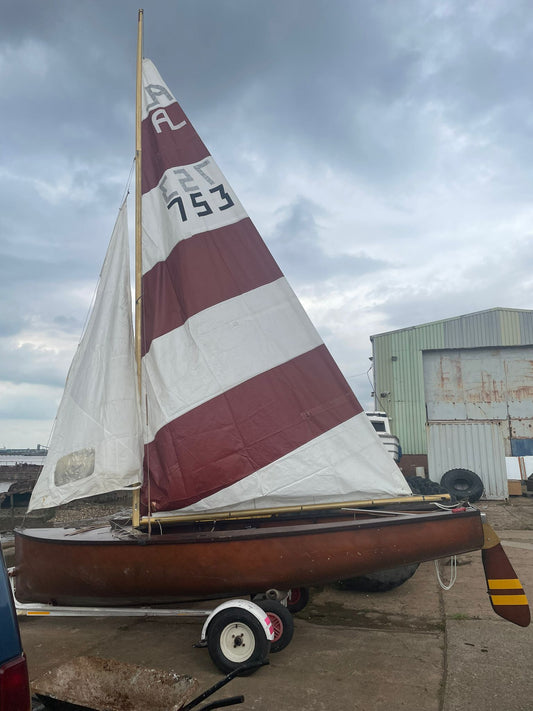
[{"xmin": 0, "ymin": 546, "xmax": 30, "ymax": 711}]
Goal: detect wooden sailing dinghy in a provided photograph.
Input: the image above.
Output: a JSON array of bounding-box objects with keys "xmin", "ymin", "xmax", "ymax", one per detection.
[{"xmin": 13, "ymin": 14, "xmax": 529, "ymax": 628}]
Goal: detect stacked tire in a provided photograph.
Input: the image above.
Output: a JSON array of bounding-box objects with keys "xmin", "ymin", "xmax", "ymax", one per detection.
[
  {"xmin": 405, "ymin": 469, "xmax": 484, "ymax": 503},
  {"xmin": 405, "ymin": 475, "xmax": 450, "ymax": 497}
]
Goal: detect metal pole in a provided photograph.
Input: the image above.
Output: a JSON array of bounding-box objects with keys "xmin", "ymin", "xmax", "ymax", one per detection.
[
  {"xmin": 139, "ymin": 493, "xmax": 453, "ymax": 526},
  {"xmin": 132, "ymin": 8, "xmax": 144, "ymax": 528}
]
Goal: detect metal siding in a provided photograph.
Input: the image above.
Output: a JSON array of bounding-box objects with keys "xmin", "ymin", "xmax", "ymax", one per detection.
[
  {"xmin": 423, "ymin": 346, "xmax": 533, "ymax": 425},
  {"xmin": 371, "ymin": 309, "xmax": 533, "ymax": 457},
  {"xmin": 443, "ymin": 310, "xmax": 501, "ymax": 348},
  {"xmin": 423, "ymin": 350, "xmax": 467, "ymax": 420},
  {"xmin": 371, "ymin": 335, "xmax": 393, "ymax": 408},
  {"xmin": 504, "ymin": 348, "xmax": 533, "ymax": 420},
  {"xmin": 384, "ymin": 323, "xmax": 445, "ymax": 455},
  {"xmin": 500, "ymin": 310, "xmax": 521, "ymax": 346},
  {"xmin": 519, "ymin": 311, "xmax": 533, "ymax": 345},
  {"xmin": 427, "ymin": 422, "xmax": 507, "ymax": 499},
  {"xmin": 423, "ymin": 348, "xmax": 510, "ymax": 421}
]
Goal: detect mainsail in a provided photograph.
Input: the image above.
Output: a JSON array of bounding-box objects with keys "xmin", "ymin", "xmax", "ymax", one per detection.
[
  {"xmin": 28, "ymin": 203, "xmax": 142, "ymax": 511},
  {"xmin": 139, "ymin": 59, "xmax": 410, "ymax": 516}
]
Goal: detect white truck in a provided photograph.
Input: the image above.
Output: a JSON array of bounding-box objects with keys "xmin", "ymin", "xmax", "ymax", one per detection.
[{"xmin": 366, "ymin": 411, "xmax": 401, "ymax": 462}]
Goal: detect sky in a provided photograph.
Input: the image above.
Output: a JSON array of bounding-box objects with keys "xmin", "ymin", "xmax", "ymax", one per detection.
[{"xmin": 2, "ymin": 0, "xmax": 533, "ymax": 448}]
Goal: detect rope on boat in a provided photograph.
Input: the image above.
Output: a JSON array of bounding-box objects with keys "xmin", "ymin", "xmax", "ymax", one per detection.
[
  {"xmin": 435, "ymin": 555, "xmax": 457, "ymax": 590},
  {"xmin": 120, "ymin": 158, "xmax": 136, "ymax": 204},
  {"xmin": 433, "ymin": 501, "xmax": 460, "ymax": 510}
]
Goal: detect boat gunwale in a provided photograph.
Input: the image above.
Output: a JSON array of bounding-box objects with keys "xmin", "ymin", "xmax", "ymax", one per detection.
[{"xmin": 14, "ymin": 507, "xmax": 482, "ymax": 547}]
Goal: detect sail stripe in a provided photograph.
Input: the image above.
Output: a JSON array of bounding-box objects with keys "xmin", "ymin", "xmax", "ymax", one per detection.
[
  {"xmin": 141, "ymin": 156, "xmax": 248, "ymax": 273},
  {"xmin": 176, "ymin": 415, "xmax": 410, "ymax": 515},
  {"xmin": 141, "ymin": 218, "xmax": 283, "ymax": 356},
  {"xmin": 142, "ymin": 344, "xmax": 363, "ymax": 512},
  {"xmin": 142, "ymin": 101, "xmax": 209, "ymax": 194},
  {"xmin": 142, "ymin": 278, "xmax": 324, "ymax": 443}
]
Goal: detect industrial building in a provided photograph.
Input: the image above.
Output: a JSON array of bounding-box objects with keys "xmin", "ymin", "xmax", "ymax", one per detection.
[{"xmin": 370, "ymin": 307, "xmax": 533, "ymax": 499}]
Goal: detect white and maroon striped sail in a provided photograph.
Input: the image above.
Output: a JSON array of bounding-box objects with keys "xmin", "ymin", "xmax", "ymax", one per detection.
[{"xmin": 139, "ymin": 59, "xmax": 410, "ymax": 515}]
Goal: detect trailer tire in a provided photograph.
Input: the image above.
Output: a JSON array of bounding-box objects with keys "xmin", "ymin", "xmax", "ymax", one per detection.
[
  {"xmin": 207, "ymin": 608, "xmax": 270, "ymax": 675},
  {"xmin": 441, "ymin": 468, "xmax": 484, "ymax": 503},
  {"xmin": 337, "ymin": 563, "xmax": 420, "ymax": 593},
  {"xmin": 254, "ymin": 600, "xmax": 294, "ymax": 653},
  {"xmin": 286, "ymin": 587, "xmax": 310, "ymax": 614}
]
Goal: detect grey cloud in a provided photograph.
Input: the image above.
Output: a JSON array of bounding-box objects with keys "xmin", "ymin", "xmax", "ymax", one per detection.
[
  {"xmin": 268, "ymin": 196, "xmax": 387, "ymax": 284},
  {"xmin": 0, "ymin": 386, "xmax": 60, "ymax": 420},
  {"xmin": 0, "ymin": 338, "xmax": 72, "ymax": 389},
  {"xmin": 371, "ymin": 245, "xmax": 533, "ymax": 337}
]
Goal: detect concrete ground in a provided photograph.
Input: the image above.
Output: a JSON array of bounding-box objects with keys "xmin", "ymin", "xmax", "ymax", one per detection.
[{"xmin": 15, "ymin": 500, "xmax": 533, "ymax": 710}]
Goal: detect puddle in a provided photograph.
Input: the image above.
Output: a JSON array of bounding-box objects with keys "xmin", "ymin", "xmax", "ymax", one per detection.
[{"xmin": 296, "ymin": 600, "xmax": 442, "ymax": 632}]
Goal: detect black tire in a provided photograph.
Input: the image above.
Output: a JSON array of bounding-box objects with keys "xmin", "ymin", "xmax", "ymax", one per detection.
[
  {"xmin": 286, "ymin": 587, "xmax": 310, "ymax": 614},
  {"xmin": 254, "ymin": 600, "xmax": 294, "ymax": 653},
  {"xmin": 337, "ymin": 563, "xmax": 420, "ymax": 593},
  {"xmin": 405, "ymin": 475, "xmax": 451, "ymax": 497},
  {"xmin": 206, "ymin": 608, "xmax": 271, "ymax": 675},
  {"xmin": 440, "ymin": 468, "xmax": 484, "ymax": 503}
]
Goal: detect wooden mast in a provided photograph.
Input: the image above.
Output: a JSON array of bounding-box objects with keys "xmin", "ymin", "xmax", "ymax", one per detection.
[{"xmin": 132, "ymin": 8, "xmax": 143, "ymax": 528}]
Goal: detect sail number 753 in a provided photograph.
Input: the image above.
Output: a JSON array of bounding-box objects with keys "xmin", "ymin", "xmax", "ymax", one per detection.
[
  {"xmin": 158, "ymin": 160, "xmax": 236, "ymax": 221},
  {"xmin": 166, "ymin": 184, "xmax": 234, "ymax": 221}
]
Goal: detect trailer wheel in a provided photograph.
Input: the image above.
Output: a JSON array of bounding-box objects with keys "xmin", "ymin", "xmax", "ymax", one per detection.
[
  {"xmin": 287, "ymin": 587, "xmax": 310, "ymax": 613},
  {"xmin": 207, "ymin": 608, "xmax": 270, "ymax": 675},
  {"xmin": 254, "ymin": 600, "xmax": 294, "ymax": 653},
  {"xmin": 441, "ymin": 468, "xmax": 484, "ymax": 503}
]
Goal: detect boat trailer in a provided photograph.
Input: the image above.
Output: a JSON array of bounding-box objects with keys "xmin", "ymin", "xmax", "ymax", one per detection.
[{"xmin": 10, "ymin": 569, "xmax": 282, "ymax": 676}]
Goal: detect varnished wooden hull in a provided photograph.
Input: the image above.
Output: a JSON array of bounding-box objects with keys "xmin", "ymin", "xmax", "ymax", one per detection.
[{"xmin": 14, "ymin": 508, "xmax": 484, "ymax": 606}]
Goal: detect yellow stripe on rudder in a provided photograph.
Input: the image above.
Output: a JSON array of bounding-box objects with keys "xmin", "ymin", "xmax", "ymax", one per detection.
[
  {"xmin": 488, "ymin": 579, "xmax": 523, "ymax": 590},
  {"xmin": 490, "ymin": 594, "xmax": 529, "ymax": 606}
]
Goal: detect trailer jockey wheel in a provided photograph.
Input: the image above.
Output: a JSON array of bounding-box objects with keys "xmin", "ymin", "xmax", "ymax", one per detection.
[
  {"xmin": 286, "ymin": 587, "xmax": 310, "ymax": 613},
  {"xmin": 207, "ymin": 608, "xmax": 271, "ymax": 675},
  {"xmin": 254, "ymin": 599, "xmax": 294, "ymax": 653}
]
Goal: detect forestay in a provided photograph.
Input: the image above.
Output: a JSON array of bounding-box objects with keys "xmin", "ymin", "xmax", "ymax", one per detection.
[
  {"xmin": 28, "ymin": 203, "xmax": 142, "ymax": 511},
  {"xmin": 139, "ymin": 59, "xmax": 410, "ymax": 516}
]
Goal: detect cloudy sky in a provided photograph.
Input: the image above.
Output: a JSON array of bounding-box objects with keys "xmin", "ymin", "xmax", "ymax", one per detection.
[{"xmin": 2, "ymin": 0, "xmax": 533, "ymax": 448}]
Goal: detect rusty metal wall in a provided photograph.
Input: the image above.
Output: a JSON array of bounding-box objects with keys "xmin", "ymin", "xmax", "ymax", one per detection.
[
  {"xmin": 427, "ymin": 421, "xmax": 507, "ymax": 499},
  {"xmin": 371, "ymin": 309, "xmax": 533, "ymax": 456},
  {"xmin": 423, "ymin": 346, "xmax": 533, "ymax": 454}
]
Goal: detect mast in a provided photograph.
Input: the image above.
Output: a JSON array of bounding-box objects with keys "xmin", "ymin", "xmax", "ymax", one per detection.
[{"xmin": 132, "ymin": 8, "xmax": 143, "ymax": 528}]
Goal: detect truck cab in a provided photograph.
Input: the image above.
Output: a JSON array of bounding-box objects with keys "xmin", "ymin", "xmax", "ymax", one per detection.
[{"xmin": 366, "ymin": 411, "xmax": 401, "ymax": 462}]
